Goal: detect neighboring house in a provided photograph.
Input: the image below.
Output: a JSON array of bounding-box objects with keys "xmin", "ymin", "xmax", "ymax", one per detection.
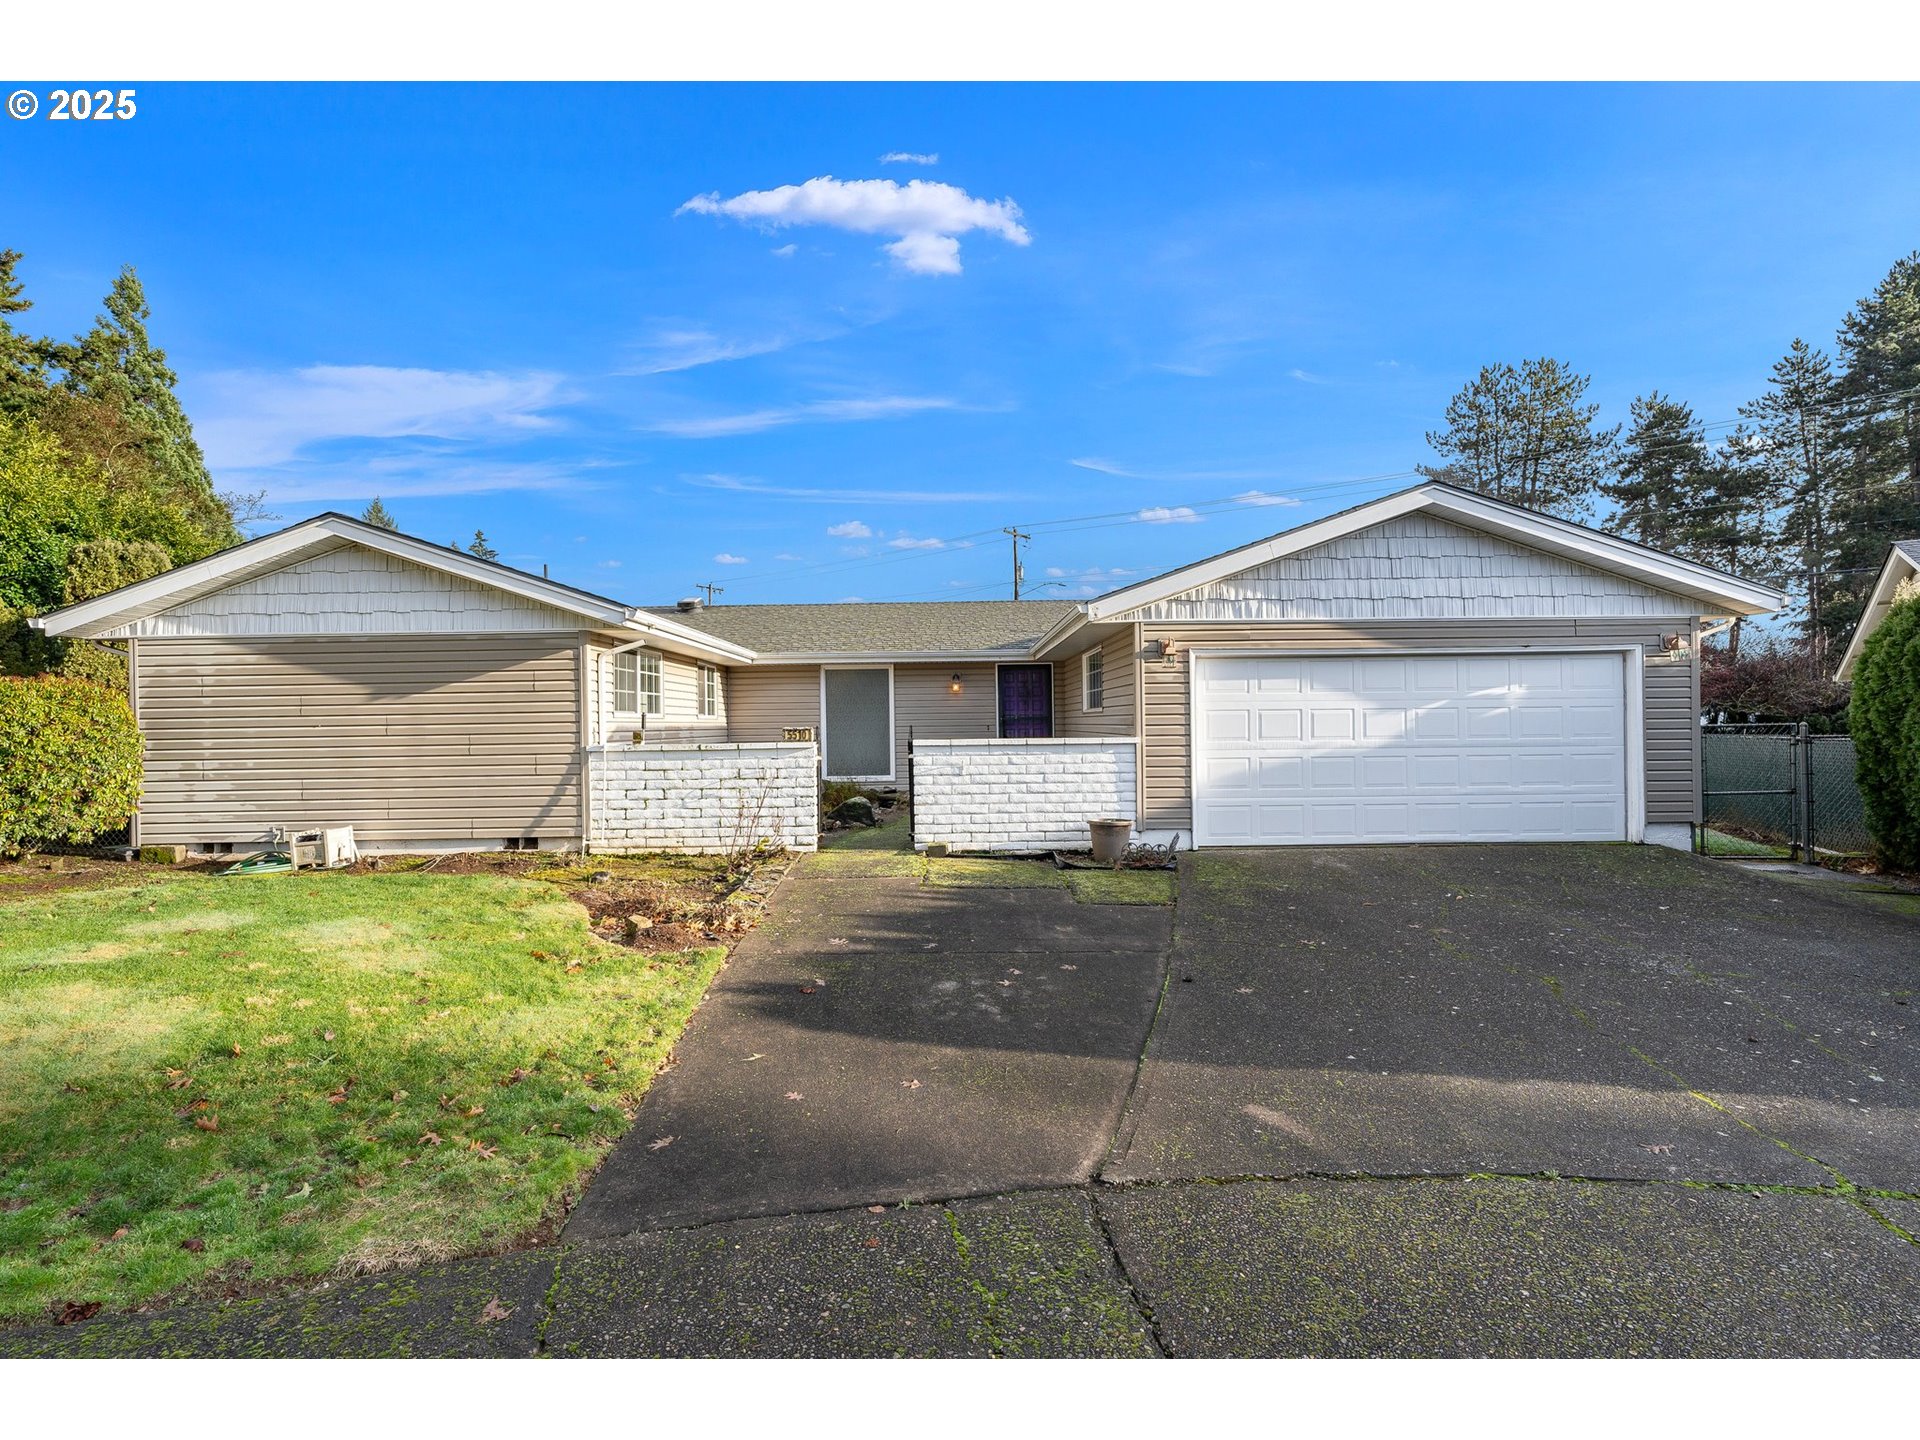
[
  {"xmin": 1834, "ymin": 540, "xmax": 1920, "ymax": 681},
  {"xmin": 32, "ymin": 480, "xmax": 1782, "ymax": 856}
]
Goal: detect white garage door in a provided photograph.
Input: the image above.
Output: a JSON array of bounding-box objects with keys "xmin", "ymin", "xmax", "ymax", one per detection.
[{"xmin": 1193, "ymin": 651, "xmax": 1630, "ymax": 846}]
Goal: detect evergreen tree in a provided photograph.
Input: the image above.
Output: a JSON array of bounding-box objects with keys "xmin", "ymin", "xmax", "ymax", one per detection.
[
  {"xmin": 467, "ymin": 530, "xmax": 498, "ymax": 561},
  {"xmin": 1602, "ymin": 392, "xmax": 1710, "ymax": 552},
  {"xmin": 1827, "ymin": 252, "xmax": 1920, "ymax": 647},
  {"xmin": 1739, "ymin": 340, "xmax": 1846, "ymax": 663},
  {"xmin": 58, "ymin": 267, "xmax": 235, "ymax": 552},
  {"xmin": 360, "ymin": 497, "xmax": 398, "ymax": 530},
  {"xmin": 1419, "ymin": 358, "xmax": 1619, "ymax": 519},
  {"xmin": 0, "ymin": 249, "xmax": 50, "ymax": 416},
  {"xmin": 1685, "ymin": 436, "xmax": 1784, "ymax": 659}
]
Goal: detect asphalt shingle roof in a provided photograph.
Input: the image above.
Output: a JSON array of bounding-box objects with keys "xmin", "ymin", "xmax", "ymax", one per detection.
[
  {"xmin": 643, "ymin": 599, "xmax": 1080, "ymax": 656},
  {"xmin": 1894, "ymin": 539, "xmax": 1920, "ymax": 566}
]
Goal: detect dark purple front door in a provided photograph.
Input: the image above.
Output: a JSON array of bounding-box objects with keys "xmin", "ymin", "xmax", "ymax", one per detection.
[{"xmin": 997, "ymin": 664, "xmax": 1054, "ymax": 738}]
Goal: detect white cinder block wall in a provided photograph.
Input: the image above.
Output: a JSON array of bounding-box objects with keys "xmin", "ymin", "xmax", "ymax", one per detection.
[
  {"xmin": 589, "ymin": 743, "xmax": 818, "ymax": 853},
  {"xmin": 911, "ymin": 738, "xmax": 1139, "ymax": 853}
]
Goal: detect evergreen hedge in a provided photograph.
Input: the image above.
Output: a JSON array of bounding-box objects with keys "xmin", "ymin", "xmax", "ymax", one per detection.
[
  {"xmin": 1850, "ymin": 585, "xmax": 1920, "ymax": 869},
  {"xmin": 0, "ymin": 674, "xmax": 142, "ymax": 856}
]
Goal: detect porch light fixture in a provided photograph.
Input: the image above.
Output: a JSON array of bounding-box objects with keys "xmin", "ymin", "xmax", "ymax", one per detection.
[
  {"xmin": 949, "ymin": 673, "xmax": 963, "ymax": 694},
  {"xmin": 1660, "ymin": 632, "xmax": 1691, "ymax": 658}
]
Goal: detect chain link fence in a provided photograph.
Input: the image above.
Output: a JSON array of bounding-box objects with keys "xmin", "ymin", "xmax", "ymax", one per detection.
[{"xmin": 1698, "ymin": 723, "xmax": 1870, "ymax": 861}]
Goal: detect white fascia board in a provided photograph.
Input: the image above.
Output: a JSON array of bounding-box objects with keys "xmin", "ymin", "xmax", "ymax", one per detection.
[
  {"xmin": 746, "ymin": 650, "xmax": 1034, "ymax": 665},
  {"xmin": 33, "ymin": 513, "xmax": 644, "ymax": 638},
  {"xmin": 608, "ymin": 619, "xmax": 756, "ymax": 665},
  {"xmin": 1086, "ymin": 482, "xmax": 1786, "ymax": 622},
  {"xmin": 1835, "ymin": 547, "xmax": 1919, "ymax": 681}
]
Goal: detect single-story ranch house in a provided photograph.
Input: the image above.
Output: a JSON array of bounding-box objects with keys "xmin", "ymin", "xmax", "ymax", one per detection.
[{"xmin": 33, "ymin": 481, "xmax": 1783, "ymax": 857}]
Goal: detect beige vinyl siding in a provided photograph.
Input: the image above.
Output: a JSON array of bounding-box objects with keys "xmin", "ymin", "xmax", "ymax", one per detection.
[
  {"xmin": 99, "ymin": 545, "xmax": 583, "ymax": 638},
  {"xmin": 1137, "ymin": 620, "xmax": 1700, "ymax": 832},
  {"xmin": 587, "ymin": 639, "xmax": 730, "ymax": 745},
  {"xmin": 135, "ymin": 635, "xmax": 584, "ymax": 845},
  {"xmin": 894, "ymin": 664, "xmax": 997, "ymax": 781},
  {"xmin": 1056, "ymin": 631, "xmax": 1138, "ymax": 738},
  {"xmin": 726, "ymin": 665, "xmax": 823, "ymax": 747}
]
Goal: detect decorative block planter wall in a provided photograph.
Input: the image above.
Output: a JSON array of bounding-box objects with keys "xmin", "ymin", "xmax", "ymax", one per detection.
[
  {"xmin": 587, "ymin": 742, "xmax": 818, "ymax": 854},
  {"xmin": 910, "ymin": 737, "xmax": 1139, "ymax": 854}
]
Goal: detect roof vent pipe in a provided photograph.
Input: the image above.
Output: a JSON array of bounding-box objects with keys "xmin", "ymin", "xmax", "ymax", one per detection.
[{"xmin": 676, "ymin": 597, "xmax": 704, "ymax": 612}]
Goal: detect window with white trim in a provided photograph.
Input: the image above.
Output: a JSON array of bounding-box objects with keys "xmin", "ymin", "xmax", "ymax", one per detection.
[
  {"xmin": 613, "ymin": 650, "xmax": 662, "ymax": 715},
  {"xmin": 1083, "ymin": 646, "xmax": 1105, "ymax": 711},
  {"xmin": 699, "ymin": 663, "xmax": 720, "ymax": 717}
]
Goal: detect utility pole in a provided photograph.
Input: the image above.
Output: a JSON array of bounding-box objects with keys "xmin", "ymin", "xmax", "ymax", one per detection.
[
  {"xmin": 1003, "ymin": 526, "xmax": 1029, "ymax": 600},
  {"xmin": 697, "ymin": 581, "xmax": 725, "ymax": 606}
]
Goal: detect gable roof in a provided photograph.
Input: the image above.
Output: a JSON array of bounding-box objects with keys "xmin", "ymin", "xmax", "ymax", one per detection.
[
  {"xmin": 29, "ymin": 513, "xmax": 752, "ymax": 660},
  {"xmin": 1075, "ymin": 481, "xmax": 1786, "ymax": 624},
  {"xmin": 647, "ymin": 599, "xmax": 1079, "ymax": 659},
  {"xmin": 1835, "ymin": 539, "xmax": 1920, "ymax": 681}
]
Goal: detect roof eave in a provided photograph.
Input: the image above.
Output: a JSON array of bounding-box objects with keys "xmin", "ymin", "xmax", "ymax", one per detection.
[{"xmin": 1835, "ymin": 546, "xmax": 1920, "ymax": 681}]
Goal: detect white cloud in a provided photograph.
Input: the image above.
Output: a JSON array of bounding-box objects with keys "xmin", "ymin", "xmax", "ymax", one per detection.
[
  {"xmin": 651, "ymin": 394, "xmax": 961, "ymax": 438},
  {"xmin": 774, "ymin": 552, "xmax": 805, "ymax": 562},
  {"xmin": 598, "ymin": 559, "xmax": 623, "ymax": 568},
  {"xmin": 880, "ymin": 151, "xmax": 939, "ymax": 166},
  {"xmin": 770, "ymin": 243, "xmax": 797, "ymax": 257},
  {"xmin": 713, "ymin": 552, "xmax": 749, "ymax": 565},
  {"xmin": 827, "ymin": 520, "xmax": 873, "ymax": 538},
  {"xmin": 678, "ymin": 177, "xmax": 1029, "ymax": 276},
  {"xmin": 1287, "ymin": 368, "xmax": 1326, "ymax": 385},
  {"xmin": 622, "ymin": 327, "xmax": 818, "ymax": 376},
  {"xmin": 1071, "ymin": 457, "xmax": 1288, "ymax": 484},
  {"xmin": 232, "ymin": 459, "xmax": 589, "ymax": 504},
  {"xmin": 889, "ymin": 535, "xmax": 946, "ymax": 550},
  {"xmin": 198, "ymin": 364, "xmax": 564, "ymax": 469},
  {"xmin": 1233, "ymin": 490, "xmax": 1301, "ymax": 507},
  {"xmin": 1045, "ymin": 566, "xmax": 1135, "ymax": 580},
  {"xmin": 1138, "ymin": 506, "xmax": 1203, "ymax": 524}
]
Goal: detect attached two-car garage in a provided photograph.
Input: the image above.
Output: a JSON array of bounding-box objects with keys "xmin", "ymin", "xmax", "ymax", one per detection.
[{"xmin": 1192, "ymin": 650, "xmax": 1633, "ymax": 846}]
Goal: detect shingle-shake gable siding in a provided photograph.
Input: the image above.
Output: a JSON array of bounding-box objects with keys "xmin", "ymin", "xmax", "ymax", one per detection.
[
  {"xmin": 647, "ymin": 599, "xmax": 1078, "ymax": 656},
  {"xmin": 1126, "ymin": 513, "xmax": 1700, "ymax": 623},
  {"xmin": 98, "ymin": 545, "xmax": 585, "ymax": 637}
]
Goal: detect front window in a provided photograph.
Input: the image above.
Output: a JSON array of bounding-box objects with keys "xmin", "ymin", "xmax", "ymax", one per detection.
[
  {"xmin": 1084, "ymin": 647, "xmax": 1105, "ymax": 710},
  {"xmin": 614, "ymin": 650, "xmax": 662, "ymax": 715},
  {"xmin": 699, "ymin": 663, "xmax": 720, "ymax": 717}
]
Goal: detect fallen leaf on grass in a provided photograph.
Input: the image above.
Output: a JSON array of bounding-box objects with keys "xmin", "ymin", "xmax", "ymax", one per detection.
[
  {"xmin": 287, "ymin": 1182, "xmax": 312, "ymax": 1200},
  {"xmin": 478, "ymin": 1298, "xmax": 513, "ymax": 1324},
  {"xmin": 469, "ymin": 1140, "xmax": 498, "ymax": 1160},
  {"xmin": 55, "ymin": 1301, "xmax": 102, "ymax": 1326},
  {"xmin": 230, "ymin": 1043, "xmax": 243, "ymax": 1057},
  {"xmin": 109, "ymin": 1227, "xmax": 128, "ymax": 1241},
  {"xmin": 419, "ymin": 1131, "xmax": 443, "ymax": 1146},
  {"xmin": 165, "ymin": 1072, "xmax": 194, "ymax": 1090},
  {"xmin": 193, "ymin": 1115, "xmax": 219, "ymax": 1132},
  {"xmin": 180, "ymin": 1238, "xmax": 206, "ymax": 1253},
  {"xmin": 322, "ymin": 1030, "xmax": 335, "ymax": 1042},
  {"xmin": 500, "ymin": 1068, "xmax": 530, "ymax": 1087}
]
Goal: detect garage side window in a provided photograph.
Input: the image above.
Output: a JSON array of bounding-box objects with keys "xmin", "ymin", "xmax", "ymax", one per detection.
[
  {"xmin": 1083, "ymin": 646, "xmax": 1105, "ymax": 711},
  {"xmin": 699, "ymin": 663, "xmax": 720, "ymax": 717},
  {"xmin": 613, "ymin": 651, "xmax": 662, "ymax": 716}
]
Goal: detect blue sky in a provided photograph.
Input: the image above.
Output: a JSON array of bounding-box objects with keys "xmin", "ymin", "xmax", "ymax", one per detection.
[{"xmin": 5, "ymin": 82, "xmax": 1919, "ymax": 603}]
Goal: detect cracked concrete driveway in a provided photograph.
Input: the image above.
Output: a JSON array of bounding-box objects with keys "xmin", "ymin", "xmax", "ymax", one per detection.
[{"xmin": 1108, "ymin": 845, "xmax": 1920, "ymax": 1193}]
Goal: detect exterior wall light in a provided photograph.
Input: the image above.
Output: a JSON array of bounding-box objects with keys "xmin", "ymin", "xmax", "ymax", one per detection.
[{"xmin": 949, "ymin": 673, "xmax": 964, "ymax": 694}]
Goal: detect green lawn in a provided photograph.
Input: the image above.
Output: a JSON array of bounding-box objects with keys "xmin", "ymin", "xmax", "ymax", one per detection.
[{"xmin": 0, "ymin": 870, "xmax": 724, "ymax": 1322}]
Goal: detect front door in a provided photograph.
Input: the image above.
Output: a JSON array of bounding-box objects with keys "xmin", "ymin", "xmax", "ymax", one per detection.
[{"xmin": 997, "ymin": 664, "xmax": 1054, "ymax": 738}]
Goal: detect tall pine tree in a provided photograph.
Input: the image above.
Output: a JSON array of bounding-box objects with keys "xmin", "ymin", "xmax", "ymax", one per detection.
[
  {"xmin": 1739, "ymin": 340, "xmax": 1846, "ymax": 664},
  {"xmin": 1602, "ymin": 392, "xmax": 1710, "ymax": 552},
  {"xmin": 467, "ymin": 530, "xmax": 498, "ymax": 561},
  {"xmin": 1419, "ymin": 358, "xmax": 1619, "ymax": 519},
  {"xmin": 359, "ymin": 497, "xmax": 398, "ymax": 530},
  {"xmin": 1827, "ymin": 252, "xmax": 1920, "ymax": 647},
  {"xmin": 56, "ymin": 267, "xmax": 234, "ymax": 553}
]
